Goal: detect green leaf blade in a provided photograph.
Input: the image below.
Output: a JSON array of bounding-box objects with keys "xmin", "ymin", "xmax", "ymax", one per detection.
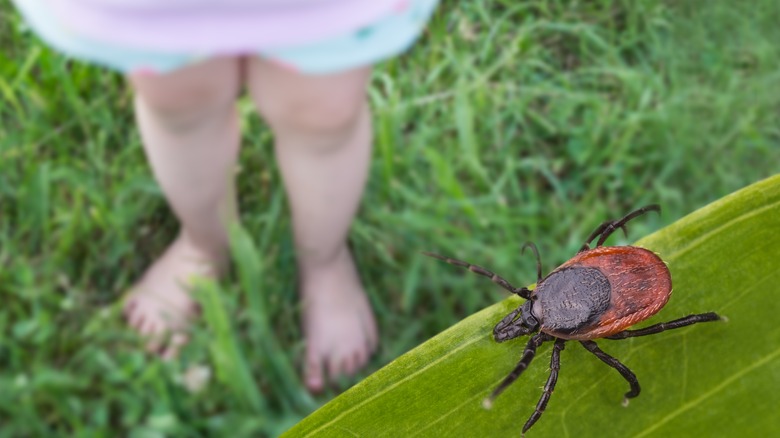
[{"xmin": 285, "ymin": 175, "xmax": 780, "ymax": 437}]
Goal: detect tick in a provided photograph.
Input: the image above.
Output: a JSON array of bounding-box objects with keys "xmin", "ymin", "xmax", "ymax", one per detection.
[{"xmin": 424, "ymin": 205, "xmax": 720, "ymax": 435}]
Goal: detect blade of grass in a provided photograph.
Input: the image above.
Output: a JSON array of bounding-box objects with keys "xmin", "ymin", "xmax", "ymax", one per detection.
[
  {"xmin": 195, "ymin": 279, "xmax": 266, "ymax": 414},
  {"xmin": 229, "ymin": 223, "xmax": 314, "ymax": 413}
]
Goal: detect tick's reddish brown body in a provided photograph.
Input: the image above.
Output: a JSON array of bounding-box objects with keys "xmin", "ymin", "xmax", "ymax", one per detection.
[{"xmin": 543, "ymin": 246, "xmax": 672, "ymax": 340}]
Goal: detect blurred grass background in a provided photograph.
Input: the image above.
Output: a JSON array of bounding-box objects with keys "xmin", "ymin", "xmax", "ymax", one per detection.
[{"xmin": 0, "ymin": 0, "xmax": 778, "ymax": 436}]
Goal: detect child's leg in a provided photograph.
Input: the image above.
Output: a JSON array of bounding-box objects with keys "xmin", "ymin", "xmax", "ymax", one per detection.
[
  {"xmin": 246, "ymin": 58, "xmax": 378, "ymax": 391},
  {"xmin": 125, "ymin": 57, "xmax": 242, "ymax": 359}
]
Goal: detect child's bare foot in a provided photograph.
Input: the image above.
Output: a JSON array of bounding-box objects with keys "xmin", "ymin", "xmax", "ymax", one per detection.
[
  {"xmin": 123, "ymin": 232, "xmax": 225, "ymax": 359},
  {"xmin": 301, "ymin": 248, "xmax": 378, "ymax": 392}
]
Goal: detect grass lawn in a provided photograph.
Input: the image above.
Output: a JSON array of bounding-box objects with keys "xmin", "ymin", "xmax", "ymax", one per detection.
[{"xmin": 1, "ymin": 0, "xmax": 778, "ymax": 436}]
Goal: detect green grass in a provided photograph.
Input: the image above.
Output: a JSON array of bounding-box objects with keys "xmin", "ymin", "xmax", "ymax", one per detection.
[{"xmin": 1, "ymin": 0, "xmax": 778, "ymax": 436}]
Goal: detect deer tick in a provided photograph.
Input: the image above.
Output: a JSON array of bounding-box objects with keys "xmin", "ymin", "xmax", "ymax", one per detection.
[{"xmin": 424, "ymin": 205, "xmax": 720, "ymax": 435}]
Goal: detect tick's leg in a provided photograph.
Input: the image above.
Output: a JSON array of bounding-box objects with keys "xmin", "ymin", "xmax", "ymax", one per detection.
[
  {"xmin": 493, "ymin": 307, "xmax": 524, "ymax": 341},
  {"xmin": 580, "ymin": 340, "xmax": 640, "ymax": 404},
  {"xmin": 594, "ymin": 204, "xmax": 660, "ymax": 247},
  {"xmin": 521, "ymin": 242, "xmax": 543, "ymax": 283},
  {"xmin": 579, "ymin": 221, "xmax": 625, "ymax": 252},
  {"xmin": 483, "ymin": 333, "xmax": 552, "ymax": 408},
  {"xmin": 580, "ymin": 205, "xmax": 662, "ymax": 251},
  {"xmin": 606, "ymin": 312, "xmax": 721, "ymax": 340},
  {"xmin": 522, "ymin": 338, "xmax": 566, "ymax": 437},
  {"xmin": 422, "ymin": 252, "xmax": 531, "ymax": 299}
]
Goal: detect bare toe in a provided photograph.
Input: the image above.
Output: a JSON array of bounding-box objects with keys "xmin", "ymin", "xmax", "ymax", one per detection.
[
  {"xmin": 141, "ymin": 320, "xmax": 157, "ymax": 338},
  {"xmin": 123, "ymin": 299, "xmax": 137, "ymax": 318},
  {"xmin": 161, "ymin": 333, "xmax": 188, "ymax": 361},
  {"xmin": 306, "ymin": 355, "xmax": 325, "ymax": 392},
  {"xmin": 143, "ymin": 324, "xmax": 165, "ymax": 354},
  {"xmin": 327, "ymin": 354, "xmax": 342, "ymax": 384},
  {"xmin": 127, "ymin": 308, "xmax": 143, "ymax": 329},
  {"xmin": 340, "ymin": 357, "xmax": 354, "ymax": 377},
  {"xmin": 133, "ymin": 314, "xmax": 148, "ymax": 332},
  {"xmin": 354, "ymin": 349, "xmax": 367, "ymax": 370}
]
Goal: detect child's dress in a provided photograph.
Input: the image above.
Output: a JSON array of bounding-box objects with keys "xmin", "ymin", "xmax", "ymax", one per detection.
[{"xmin": 12, "ymin": 0, "xmax": 439, "ymax": 74}]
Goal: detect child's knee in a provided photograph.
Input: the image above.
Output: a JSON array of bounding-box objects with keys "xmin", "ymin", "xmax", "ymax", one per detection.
[
  {"xmin": 248, "ymin": 60, "xmax": 371, "ymax": 140},
  {"xmin": 256, "ymin": 90, "xmax": 366, "ymax": 138},
  {"xmin": 130, "ymin": 57, "xmax": 242, "ymax": 127}
]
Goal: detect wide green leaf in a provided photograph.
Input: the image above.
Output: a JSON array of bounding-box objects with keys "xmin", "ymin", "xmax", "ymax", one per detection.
[{"xmin": 284, "ymin": 175, "xmax": 780, "ymax": 437}]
